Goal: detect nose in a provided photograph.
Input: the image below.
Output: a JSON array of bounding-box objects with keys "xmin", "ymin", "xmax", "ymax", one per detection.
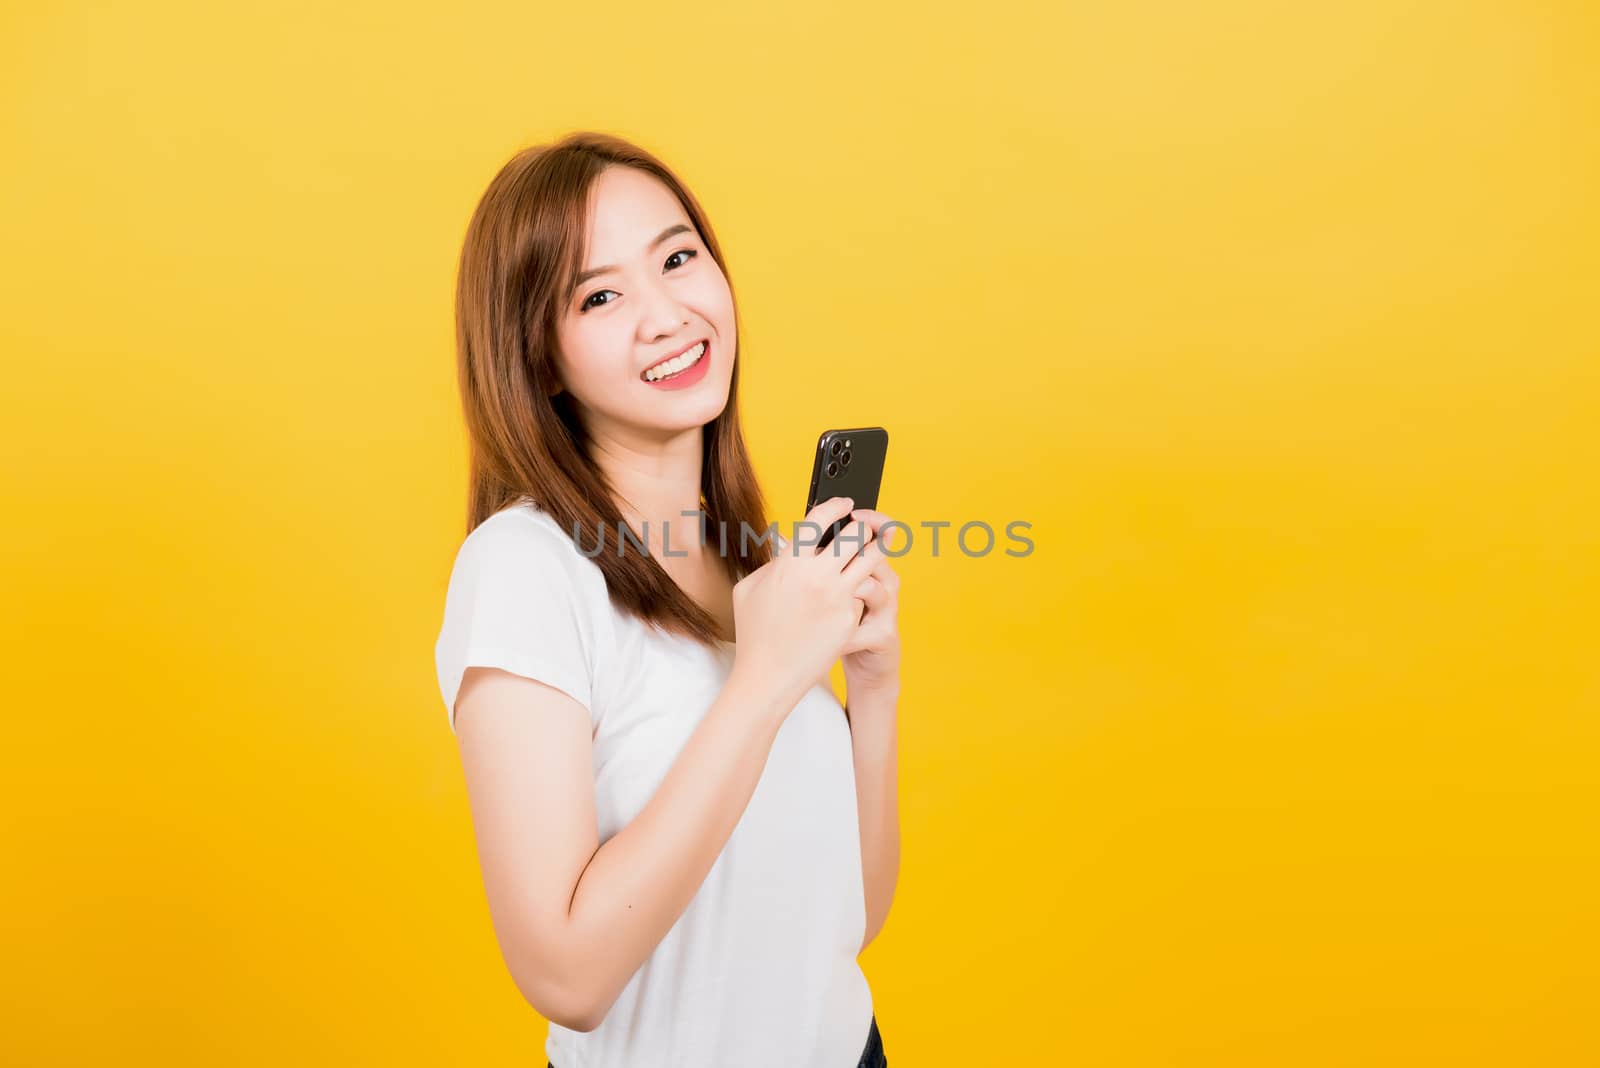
[{"xmin": 637, "ymin": 271, "xmax": 691, "ymax": 340}]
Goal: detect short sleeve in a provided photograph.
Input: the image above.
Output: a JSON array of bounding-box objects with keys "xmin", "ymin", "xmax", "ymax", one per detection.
[{"xmin": 433, "ymin": 510, "xmax": 602, "ymax": 736}]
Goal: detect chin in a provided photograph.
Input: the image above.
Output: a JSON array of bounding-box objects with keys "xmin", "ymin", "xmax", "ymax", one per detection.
[{"xmin": 677, "ymin": 394, "xmax": 731, "ymax": 430}]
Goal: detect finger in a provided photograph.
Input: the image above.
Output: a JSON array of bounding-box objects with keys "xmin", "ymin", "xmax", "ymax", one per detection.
[
  {"xmin": 865, "ymin": 552, "xmax": 899, "ymax": 593},
  {"xmin": 842, "ymin": 614, "xmax": 893, "ymax": 655},
  {"xmin": 853, "ymin": 575, "xmax": 889, "ymax": 611},
  {"xmin": 795, "ymin": 496, "xmax": 856, "ymax": 557},
  {"xmin": 823, "ymin": 518, "xmax": 877, "ymax": 570},
  {"xmin": 839, "ymin": 529, "xmax": 886, "ymax": 587},
  {"xmin": 851, "ymin": 510, "xmax": 906, "ymax": 567},
  {"xmin": 847, "ymin": 508, "xmax": 893, "ymax": 534},
  {"xmin": 848, "ymin": 508, "xmax": 901, "ymax": 551}
]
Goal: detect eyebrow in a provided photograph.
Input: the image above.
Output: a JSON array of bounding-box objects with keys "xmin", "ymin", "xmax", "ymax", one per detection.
[{"xmin": 572, "ymin": 223, "xmax": 695, "ymax": 291}]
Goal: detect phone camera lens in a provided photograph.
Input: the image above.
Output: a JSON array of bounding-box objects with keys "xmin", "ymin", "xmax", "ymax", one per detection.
[
  {"xmin": 826, "ymin": 461, "xmax": 839, "ymax": 478},
  {"xmin": 829, "ymin": 440, "xmax": 843, "ymax": 457},
  {"xmin": 839, "ymin": 449, "xmax": 852, "ymax": 466}
]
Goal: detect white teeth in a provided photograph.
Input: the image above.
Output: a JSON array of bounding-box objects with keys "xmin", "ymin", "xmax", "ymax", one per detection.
[{"xmin": 644, "ymin": 341, "xmax": 706, "ymax": 381}]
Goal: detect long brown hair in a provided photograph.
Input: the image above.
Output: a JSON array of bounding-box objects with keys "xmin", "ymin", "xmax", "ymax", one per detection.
[{"xmin": 452, "ymin": 131, "xmax": 773, "ymax": 646}]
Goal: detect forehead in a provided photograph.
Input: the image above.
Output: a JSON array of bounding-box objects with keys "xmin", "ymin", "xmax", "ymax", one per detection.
[{"xmin": 584, "ymin": 166, "xmax": 691, "ymax": 256}]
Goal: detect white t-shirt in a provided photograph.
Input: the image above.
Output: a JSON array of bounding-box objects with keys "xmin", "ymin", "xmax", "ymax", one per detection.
[{"xmin": 434, "ymin": 499, "xmax": 873, "ymax": 1068}]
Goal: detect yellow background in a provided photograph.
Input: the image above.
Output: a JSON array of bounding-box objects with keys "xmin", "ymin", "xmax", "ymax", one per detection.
[{"xmin": 4, "ymin": 1, "xmax": 1596, "ymax": 1063}]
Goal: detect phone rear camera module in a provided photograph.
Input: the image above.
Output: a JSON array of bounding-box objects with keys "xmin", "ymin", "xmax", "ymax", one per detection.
[{"xmin": 826, "ymin": 461, "xmax": 839, "ymax": 478}]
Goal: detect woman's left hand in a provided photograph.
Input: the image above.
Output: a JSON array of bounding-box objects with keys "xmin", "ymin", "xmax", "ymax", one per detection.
[{"xmin": 838, "ymin": 508, "xmax": 902, "ymax": 702}]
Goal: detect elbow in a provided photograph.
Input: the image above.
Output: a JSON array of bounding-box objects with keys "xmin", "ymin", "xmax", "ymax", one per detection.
[
  {"xmin": 499, "ymin": 946, "xmax": 595, "ymax": 1029},
  {"xmin": 506, "ymin": 942, "xmax": 615, "ymax": 1034},
  {"xmin": 565, "ymin": 1006, "xmax": 606, "ymax": 1034},
  {"xmin": 545, "ymin": 986, "xmax": 617, "ymax": 1034},
  {"xmin": 553, "ymin": 981, "xmax": 610, "ymax": 1034},
  {"xmin": 549, "ymin": 1003, "xmax": 603, "ymax": 1034},
  {"xmin": 563, "ymin": 978, "xmax": 625, "ymax": 1033},
  {"xmin": 860, "ymin": 879, "xmax": 900, "ymax": 953},
  {"xmin": 860, "ymin": 914, "xmax": 888, "ymax": 954},
  {"xmin": 512, "ymin": 971, "xmax": 601, "ymax": 1033}
]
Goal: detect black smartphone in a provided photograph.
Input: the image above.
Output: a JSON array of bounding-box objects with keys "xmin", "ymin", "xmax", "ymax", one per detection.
[{"xmin": 804, "ymin": 427, "xmax": 889, "ymax": 552}]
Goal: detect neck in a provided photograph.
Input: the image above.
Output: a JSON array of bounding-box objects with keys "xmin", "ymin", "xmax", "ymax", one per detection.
[{"xmin": 586, "ymin": 422, "xmax": 708, "ymax": 561}]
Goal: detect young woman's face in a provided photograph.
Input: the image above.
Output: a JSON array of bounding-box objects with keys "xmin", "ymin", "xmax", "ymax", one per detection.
[{"xmin": 553, "ymin": 165, "xmax": 736, "ymax": 441}]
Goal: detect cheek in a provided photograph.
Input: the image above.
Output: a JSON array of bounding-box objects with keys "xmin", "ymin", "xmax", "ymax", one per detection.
[
  {"xmin": 687, "ymin": 267, "xmax": 734, "ymax": 318},
  {"xmin": 700, "ymin": 291, "xmax": 738, "ymax": 360},
  {"xmin": 558, "ymin": 323, "xmax": 631, "ymax": 386}
]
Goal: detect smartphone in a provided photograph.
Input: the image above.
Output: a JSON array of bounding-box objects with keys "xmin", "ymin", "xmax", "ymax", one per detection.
[{"xmin": 804, "ymin": 426, "xmax": 889, "ymax": 552}]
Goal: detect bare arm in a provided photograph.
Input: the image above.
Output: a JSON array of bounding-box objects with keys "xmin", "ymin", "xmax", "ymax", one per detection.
[
  {"xmin": 845, "ymin": 689, "xmax": 901, "ymax": 952},
  {"xmin": 454, "ymin": 663, "xmax": 790, "ymax": 1032}
]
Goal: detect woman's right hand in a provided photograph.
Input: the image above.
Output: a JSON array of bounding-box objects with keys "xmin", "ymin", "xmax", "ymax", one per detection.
[{"xmin": 730, "ymin": 495, "xmax": 884, "ymax": 716}]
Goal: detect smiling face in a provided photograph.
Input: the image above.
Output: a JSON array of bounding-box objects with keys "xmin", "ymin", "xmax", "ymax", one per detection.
[{"xmin": 552, "ymin": 165, "xmax": 736, "ymax": 443}]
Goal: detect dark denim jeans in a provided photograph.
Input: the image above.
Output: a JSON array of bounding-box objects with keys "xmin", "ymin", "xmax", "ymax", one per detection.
[
  {"xmin": 545, "ymin": 1014, "xmax": 887, "ymax": 1067},
  {"xmin": 856, "ymin": 1013, "xmax": 887, "ymax": 1067}
]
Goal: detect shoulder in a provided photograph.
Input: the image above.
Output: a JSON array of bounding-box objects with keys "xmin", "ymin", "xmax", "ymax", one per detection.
[
  {"xmin": 457, "ymin": 500, "xmax": 585, "ymax": 565},
  {"xmin": 434, "ymin": 499, "xmax": 615, "ymax": 729},
  {"xmin": 448, "ymin": 500, "xmax": 610, "ymax": 605}
]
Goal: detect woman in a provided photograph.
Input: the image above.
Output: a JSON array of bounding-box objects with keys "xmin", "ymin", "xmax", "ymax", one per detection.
[{"xmin": 433, "ymin": 131, "xmax": 901, "ymax": 1068}]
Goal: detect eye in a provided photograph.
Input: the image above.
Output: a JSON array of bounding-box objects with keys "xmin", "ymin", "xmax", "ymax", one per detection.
[
  {"xmin": 577, "ymin": 249, "xmax": 698, "ymax": 314},
  {"xmin": 579, "ymin": 288, "xmax": 616, "ymax": 312}
]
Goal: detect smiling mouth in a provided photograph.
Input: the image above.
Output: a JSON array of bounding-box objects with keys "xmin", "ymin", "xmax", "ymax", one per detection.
[{"xmin": 641, "ymin": 339, "xmax": 709, "ymax": 382}]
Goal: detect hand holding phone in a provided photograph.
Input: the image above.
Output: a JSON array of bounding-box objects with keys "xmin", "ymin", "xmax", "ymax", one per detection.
[
  {"xmin": 803, "ymin": 427, "xmax": 888, "ymax": 552},
  {"xmin": 730, "ymin": 494, "xmax": 881, "ymax": 711}
]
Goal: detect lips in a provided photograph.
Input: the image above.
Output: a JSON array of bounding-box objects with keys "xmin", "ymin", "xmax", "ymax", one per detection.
[
  {"xmin": 641, "ymin": 337, "xmax": 712, "ymax": 391},
  {"xmin": 639, "ymin": 337, "xmax": 709, "ymax": 381}
]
